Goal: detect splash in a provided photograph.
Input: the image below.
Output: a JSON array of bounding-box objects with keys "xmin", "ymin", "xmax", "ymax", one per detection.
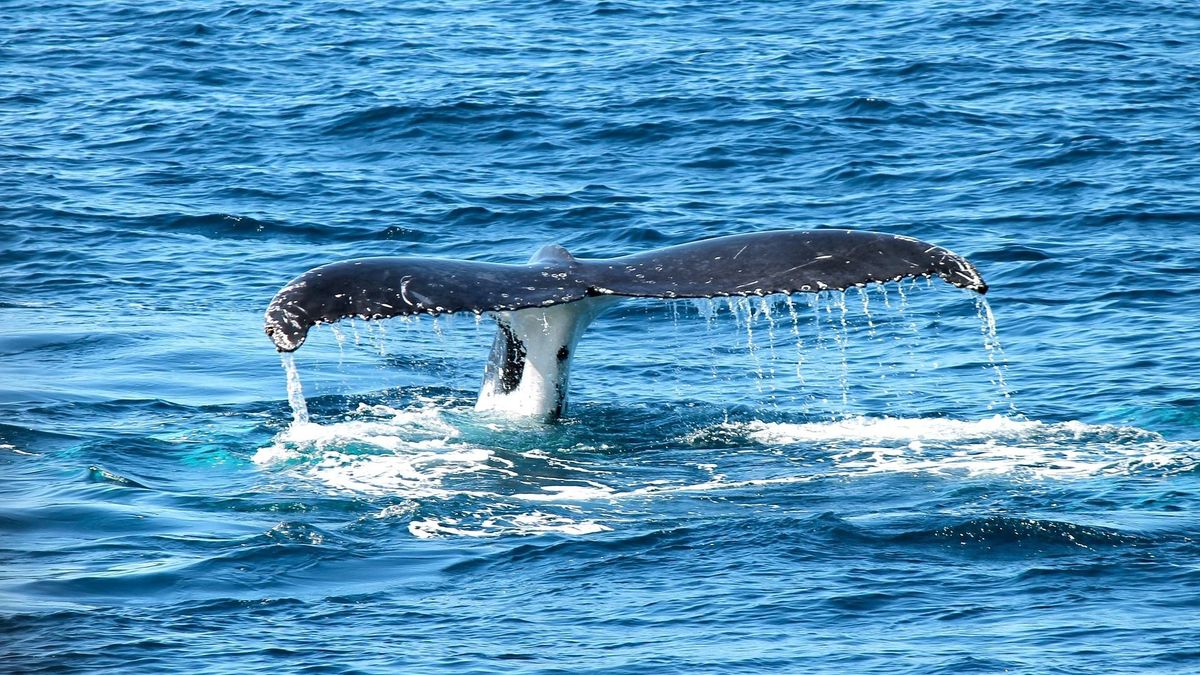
[
  {"xmin": 255, "ymin": 402, "xmax": 508, "ymax": 495},
  {"xmin": 256, "ymin": 402, "xmax": 465, "ymax": 465},
  {"xmin": 280, "ymin": 352, "xmax": 310, "ymax": 425},
  {"xmin": 254, "ymin": 402, "xmax": 616, "ymax": 537}
]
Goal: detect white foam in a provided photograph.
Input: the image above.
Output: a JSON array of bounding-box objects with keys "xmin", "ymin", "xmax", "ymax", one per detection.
[
  {"xmin": 407, "ymin": 512, "xmax": 612, "ymax": 539},
  {"xmin": 703, "ymin": 416, "xmax": 1191, "ymax": 480},
  {"xmin": 508, "ymin": 474, "xmax": 826, "ymax": 502},
  {"xmin": 254, "ymin": 403, "xmax": 501, "ymax": 498},
  {"xmin": 513, "ymin": 483, "xmax": 618, "ymax": 501},
  {"xmin": 307, "ymin": 445, "xmax": 499, "ymax": 497},
  {"xmin": 254, "ymin": 403, "xmax": 463, "ymax": 464},
  {"xmin": 1, "ymin": 443, "xmax": 35, "ymax": 456},
  {"xmin": 740, "ymin": 414, "xmax": 1042, "ymax": 443},
  {"xmin": 255, "ymin": 405, "xmax": 1196, "ymax": 539},
  {"xmin": 251, "ymin": 440, "xmax": 301, "ymax": 464}
]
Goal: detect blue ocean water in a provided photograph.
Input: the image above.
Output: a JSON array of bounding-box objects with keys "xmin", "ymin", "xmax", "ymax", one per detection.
[{"xmin": 4, "ymin": 0, "xmax": 1200, "ymax": 672}]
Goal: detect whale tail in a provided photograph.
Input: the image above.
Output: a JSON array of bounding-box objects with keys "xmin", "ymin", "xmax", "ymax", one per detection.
[{"xmin": 264, "ymin": 229, "xmax": 987, "ymax": 419}]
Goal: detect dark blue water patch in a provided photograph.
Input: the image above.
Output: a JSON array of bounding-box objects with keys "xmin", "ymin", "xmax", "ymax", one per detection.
[
  {"xmin": 322, "ymin": 100, "xmax": 554, "ymax": 140},
  {"xmin": 968, "ymin": 244, "xmax": 1053, "ymax": 263},
  {"xmin": 891, "ymin": 516, "xmax": 1155, "ymax": 553}
]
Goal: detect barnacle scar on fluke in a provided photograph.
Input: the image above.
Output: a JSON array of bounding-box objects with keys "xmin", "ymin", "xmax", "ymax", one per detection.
[{"xmin": 264, "ymin": 229, "xmax": 987, "ymax": 420}]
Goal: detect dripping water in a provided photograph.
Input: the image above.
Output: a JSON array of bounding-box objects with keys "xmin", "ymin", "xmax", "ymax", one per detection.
[
  {"xmin": 893, "ymin": 282, "xmax": 922, "ymax": 399},
  {"xmin": 330, "ymin": 325, "xmax": 347, "ymax": 365},
  {"xmin": 280, "ymin": 352, "xmax": 310, "ymax": 425},
  {"xmin": 756, "ymin": 297, "xmax": 779, "ymax": 403},
  {"xmin": 668, "ymin": 300, "xmax": 689, "ymax": 403},
  {"xmin": 273, "ymin": 285, "xmax": 1012, "ymax": 424},
  {"xmin": 857, "ymin": 286, "xmax": 876, "ymax": 338},
  {"xmin": 976, "ymin": 296, "xmax": 1016, "ymax": 411},
  {"xmin": 833, "ymin": 293, "xmax": 851, "ymax": 409},
  {"xmin": 374, "ymin": 322, "xmax": 388, "ymax": 356},
  {"xmin": 757, "ymin": 297, "xmax": 778, "ymax": 367},
  {"xmin": 692, "ymin": 298, "xmax": 721, "ymax": 380},
  {"xmin": 783, "ymin": 295, "xmax": 805, "ymax": 384},
  {"xmin": 806, "ymin": 293, "xmax": 837, "ymax": 411},
  {"xmin": 728, "ymin": 297, "xmax": 765, "ymax": 388}
]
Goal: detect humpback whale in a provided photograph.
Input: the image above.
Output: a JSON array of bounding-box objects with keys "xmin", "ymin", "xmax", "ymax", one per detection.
[{"xmin": 265, "ymin": 229, "xmax": 987, "ymax": 419}]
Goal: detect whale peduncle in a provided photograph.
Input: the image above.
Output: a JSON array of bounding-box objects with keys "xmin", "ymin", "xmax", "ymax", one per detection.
[{"xmin": 475, "ymin": 294, "xmax": 618, "ymax": 419}]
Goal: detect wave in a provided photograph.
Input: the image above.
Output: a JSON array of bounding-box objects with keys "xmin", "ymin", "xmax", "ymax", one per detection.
[
  {"xmin": 408, "ymin": 513, "xmax": 611, "ymax": 539},
  {"xmin": 891, "ymin": 515, "xmax": 1151, "ymax": 551},
  {"xmin": 0, "ymin": 206, "xmax": 431, "ymax": 245},
  {"xmin": 322, "ymin": 101, "xmax": 552, "ymax": 139}
]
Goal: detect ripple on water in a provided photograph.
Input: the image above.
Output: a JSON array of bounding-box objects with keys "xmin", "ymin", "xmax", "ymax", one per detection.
[{"xmin": 7, "ymin": 0, "xmax": 1200, "ymax": 670}]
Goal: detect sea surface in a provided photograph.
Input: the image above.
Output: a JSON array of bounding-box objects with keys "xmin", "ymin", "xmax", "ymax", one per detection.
[{"xmin": 4, "ymin": 1, "xmax": 1200, "ymax": 672}]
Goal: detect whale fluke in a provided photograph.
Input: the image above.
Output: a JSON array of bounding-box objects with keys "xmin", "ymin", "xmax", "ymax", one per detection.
[{"xmin": 264, "ymin": 229, "xmax": 987, "ymax": 419}]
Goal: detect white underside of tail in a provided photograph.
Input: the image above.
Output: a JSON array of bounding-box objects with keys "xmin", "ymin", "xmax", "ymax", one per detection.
[{"xmin": 475, "ymin": 296, "xmax": 619, "ymax": 420}]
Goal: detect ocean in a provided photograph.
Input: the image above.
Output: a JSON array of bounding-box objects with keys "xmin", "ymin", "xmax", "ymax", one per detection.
[{"xmin": 3, "ymin": 1, "xmax": 1199, "ymax": 672}]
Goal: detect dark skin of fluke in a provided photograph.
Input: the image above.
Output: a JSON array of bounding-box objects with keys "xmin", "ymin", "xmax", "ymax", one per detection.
[{"xmin": 264, "ymin": 229, "xmax": 987, "ymax": 353}]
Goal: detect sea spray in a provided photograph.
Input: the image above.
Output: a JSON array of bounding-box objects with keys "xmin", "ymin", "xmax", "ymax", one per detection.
[{"xmin": 280, "ymin": 351, "xmax": 310, "ymax": 425}]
